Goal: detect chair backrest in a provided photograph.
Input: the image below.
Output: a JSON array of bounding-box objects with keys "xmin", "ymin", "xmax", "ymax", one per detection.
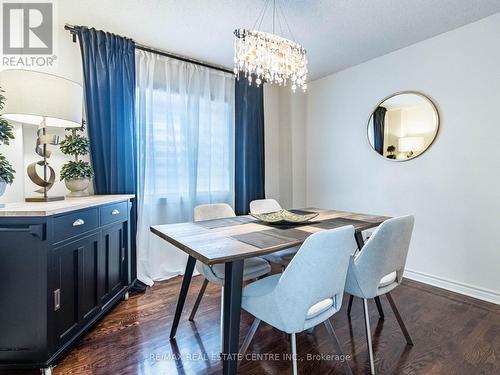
[
  {"xmin": 347, "ymin": 215, "xmax": 414, "ymax": 298},
  {"xmin": 273, "ymin": 225, "xmax": 356, "ymax": 333},
  {"xmin": 249, "ymin": 199, "xmax": 282, "ymax": 214},
  {"xmin": 194, "ymin": 203, "xmax": 236, "ymax": 221},
  {"xmin": 193, "ymin": 203, "xmax": 236, "ymax": 278}
]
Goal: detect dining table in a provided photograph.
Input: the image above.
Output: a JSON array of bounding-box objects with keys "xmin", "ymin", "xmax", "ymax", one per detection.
[{"xmin": 150, "ymin": 208, "xmax": 389, "ymax": 375}]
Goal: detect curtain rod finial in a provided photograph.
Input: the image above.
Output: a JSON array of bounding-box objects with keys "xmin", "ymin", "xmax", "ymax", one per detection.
[{"xmin": 64, "ymin": 24, "xmax": 78, "ymax": 43}]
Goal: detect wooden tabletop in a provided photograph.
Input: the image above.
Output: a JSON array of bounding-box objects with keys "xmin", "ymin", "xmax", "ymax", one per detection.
[{"xmin": 151, "ymin": 208, "xmax": 389, "ymax": 265}]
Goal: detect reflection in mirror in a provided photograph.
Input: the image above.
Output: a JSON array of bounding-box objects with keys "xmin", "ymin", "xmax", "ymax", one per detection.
[{"xmin": 367, "ymin": 92, "xmax": 439, "ymax": 161}]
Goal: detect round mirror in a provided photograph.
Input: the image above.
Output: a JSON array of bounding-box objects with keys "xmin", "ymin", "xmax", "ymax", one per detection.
[{"xmin": 367, "ymin": 91, "xmax": 439, "ymax": 161}]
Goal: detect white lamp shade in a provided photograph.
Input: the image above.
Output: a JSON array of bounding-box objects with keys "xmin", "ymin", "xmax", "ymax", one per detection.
[
  {"xmin": 0, "ymin": 69, "xmax": 83, "ymax": 128},
  {"xmin": 398, "ymin": 136, "xmax": 425, "ymax": 152}
]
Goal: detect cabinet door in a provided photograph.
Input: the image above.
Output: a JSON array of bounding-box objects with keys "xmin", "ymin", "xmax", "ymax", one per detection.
[
  {"xmin": 99, "ymin": 223, "xmax": 126, "ymax": 304},
  {"xmin": 0, "ymin": 223, "xmax": 46, "ymax": 361},
  {"xmin": 51, "ymin": 232, "xmax": 100, "ymax": 345}
]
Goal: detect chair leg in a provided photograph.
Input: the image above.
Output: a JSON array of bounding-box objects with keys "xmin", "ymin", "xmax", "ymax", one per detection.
[
  {"xmin": 188, "ymin": 278, "xmax": 209, "ymax": 321},
  {"xmin": 291, "ymin": 333, "xmax": 298, "ymax": 375},
  {"xmin": 347, "ymin": 295, "xmax": 354, "ymax": 316},
  {"xmin": 363, "ymin": 299, "xmax": 376, "ymax": 375},
  {"xmin": 385, "ymin": 292, "xmax": 413, "ymax": 345},
  {"xmin": 374, "ymin": 296, "xmax": 385, "ymax": 320},
  {"xmin": 324, "ymin": 319, "xmax": 353, "ymax": 375},
  {"xmin": 240, "ymin": 318, "xmax": 260, "ymax": 357}
]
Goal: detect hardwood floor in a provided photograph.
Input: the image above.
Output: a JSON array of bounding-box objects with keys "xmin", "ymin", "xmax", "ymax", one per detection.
[{"xmin": 3, "ymin": 276, "xmax": 499, "ymax": 375}]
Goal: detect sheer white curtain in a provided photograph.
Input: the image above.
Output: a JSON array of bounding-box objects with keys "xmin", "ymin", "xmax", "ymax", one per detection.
[{"xmin": 136, "ymin": 50, "xmax": 235, "ymax": 285}]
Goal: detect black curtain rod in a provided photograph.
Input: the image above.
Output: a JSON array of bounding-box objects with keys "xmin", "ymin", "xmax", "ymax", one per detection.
[{"xmin": 64, "ymin": 24, "xmax": 234, "ymax": 75}]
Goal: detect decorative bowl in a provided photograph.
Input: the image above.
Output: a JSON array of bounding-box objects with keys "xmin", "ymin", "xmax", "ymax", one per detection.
[{"xmin": 250, "ymin": 209, "xmax": 319, "ymax": 224}]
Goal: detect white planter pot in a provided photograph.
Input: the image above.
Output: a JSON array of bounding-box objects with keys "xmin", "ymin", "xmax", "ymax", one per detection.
[
  {"xmin": 65, "ymin": 178, "xmax": 90, "ymax": 197},
  {"xmin": 0, "ymin": 181, "xmax": 6, "ymax": 208}
]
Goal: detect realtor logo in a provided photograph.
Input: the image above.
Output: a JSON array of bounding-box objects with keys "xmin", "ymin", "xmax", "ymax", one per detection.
[
  {"xmin": 1, "ymin": 1, "xmax": 56, "ymax": 67},
  {"xmin": 3, "ymin": 2, "xmax": 53, "ymax": 54}
]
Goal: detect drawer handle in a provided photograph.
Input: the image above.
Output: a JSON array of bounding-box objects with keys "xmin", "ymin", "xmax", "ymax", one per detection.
[
  {"xmin": 54, "ymin": 289, "xmax": 61, "ymax": 311},
  {"xmin": 73, "ymin": 219, "xmax": 85, "ymax": 227},
  {"xmin": 111, "ymin": 209, "xmax": 120, "ymax": 215}
]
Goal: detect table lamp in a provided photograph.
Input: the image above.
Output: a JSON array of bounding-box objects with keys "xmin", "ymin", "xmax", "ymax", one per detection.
[
  {"xmin": 0, "ymin": 69, "xmax": 83, "ymax": 202},
  {"xmin": 398, "ymin": 136, "xmax": 425, "ymax": 158}
]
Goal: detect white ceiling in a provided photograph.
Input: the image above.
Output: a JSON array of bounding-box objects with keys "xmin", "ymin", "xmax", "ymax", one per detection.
[{"xmin": 59, "ymin": 0, "xmax": 500, "ymax": 81}]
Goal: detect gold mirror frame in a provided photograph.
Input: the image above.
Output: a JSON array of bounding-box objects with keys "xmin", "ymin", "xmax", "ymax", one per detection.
[{"xmin": 366, "ymin": 91, "xmax": 440, "ymax": 162}]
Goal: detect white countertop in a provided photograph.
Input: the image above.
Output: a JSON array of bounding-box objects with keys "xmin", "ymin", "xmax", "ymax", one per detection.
[{"xmin": 0, "ymin": 195, "xmax": 135, "ymax": 217}]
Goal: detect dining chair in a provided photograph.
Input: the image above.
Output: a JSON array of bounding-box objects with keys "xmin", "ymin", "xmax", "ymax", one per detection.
[
  {"xmin": 239, "ymin": 225, "xmax": 356, "ymax": 375},
  {"xmin": 347, "ymin": 228, "xmax": 384, "ymax": 318},
  {"xmin": 249, "ymin": 199, "xmax": 300, "ymax": 271},
  {"xmin": 344, "ymin": 215, "xmax": 415, "ymax": 375},
  {"xmin": 189, "ymin": 203, "xmax": 272, "ymax": 350}
]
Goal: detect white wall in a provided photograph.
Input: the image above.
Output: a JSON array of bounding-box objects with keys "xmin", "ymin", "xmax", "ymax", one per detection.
[
  {"xmin": 305, "ymin": 13, "xmax": 500, "ymax": 303},
  {"xmin": 264, "ymin": 85, "xmax": 307, "ymax": 209},
  {"xmin": 0, "ymin": 12, "xmax": 86, "ymax": 204}
]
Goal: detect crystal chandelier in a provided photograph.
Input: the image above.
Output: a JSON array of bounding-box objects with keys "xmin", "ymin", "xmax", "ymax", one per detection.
[{"xmin": 234, "ymin": 0, "xmax": 308, "ymax": 92}]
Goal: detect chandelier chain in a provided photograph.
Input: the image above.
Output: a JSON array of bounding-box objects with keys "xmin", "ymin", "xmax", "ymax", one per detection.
[
  {"xmin": 254, "ymin": 0, "xmax": 271, "ymax": 31},
  {"xmin": 276, "ymin": 3, "xmax": 285, "ymax": 36},
  {"xmin": 273, "ymin": 0, "xmax": 276, "ymax": 34},
  {"xmin": 252, "ymin": 0, "xmax": 267, "ymax": 30},
  {"xmin": 277, "ymin": 0, "xmax": 296, "ymax": 43}
]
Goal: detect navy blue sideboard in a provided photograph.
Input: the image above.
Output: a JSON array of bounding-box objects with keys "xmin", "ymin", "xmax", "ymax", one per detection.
[{"xmin": 0, "ymin": 195, "xmax": 135, "ymax": 374}]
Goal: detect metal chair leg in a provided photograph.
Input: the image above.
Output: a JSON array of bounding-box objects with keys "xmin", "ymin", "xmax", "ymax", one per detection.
[
  {"xmin": 240, "ymin": 318, "xmax": 261, "ymax": 357},
  {"xmin": 363, "ymin": 299, "xmax": 376, "ymax": 374},
  {"xmin": 374, "ymin": 296, "xmax": 385, "ymax": 320},
  {"xmin": 385, "ymin": 292, "xmax": 413, "ymax": 345},
  {"xmin": 324, "ymin": 319, "xmax": 353, "ymax": 375},
  {"xmin": 351, "ymin": 295, "xmax": 384, "ymax": 320},
  {"xmin": 291, "ymin": 333, "xmax": 298, "ymax": 375},
  {"xmin": 188, "ymin": 278, "xmax": 209, "ymax": 321},
  {"xmin": 347, "ymin": 295, "xmax": 354, "ymax": 316}
]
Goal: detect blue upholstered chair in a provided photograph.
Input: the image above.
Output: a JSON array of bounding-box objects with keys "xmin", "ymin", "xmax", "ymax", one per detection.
[
  {"xmin": 249, "ymin": 199, "xmax": 300, "ymax": 270},
  {"xmin": 189, "ymin": 203, "xmax": 271, "ymax": 350},
  {"xmin": 239, "ymin": 226, "xmax": 356, "ymax": 375},
  {"xmin": 344, "ymin": 216, "xmax": 415, "ymax": 375}
]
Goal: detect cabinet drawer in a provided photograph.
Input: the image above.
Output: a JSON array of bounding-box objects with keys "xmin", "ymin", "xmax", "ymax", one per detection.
[
  {"xmin": 99, "ymin": 201, "xmax": 128, "ymax": 226},
  {"xmin": 53, "ymin": 208, "xmax": 99, "ymax": 243}
]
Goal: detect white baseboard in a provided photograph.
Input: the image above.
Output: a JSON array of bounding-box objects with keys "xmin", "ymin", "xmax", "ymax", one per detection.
[{"xmin": 403, "ymin": 268, "xmax": 500, "ymax": 305}]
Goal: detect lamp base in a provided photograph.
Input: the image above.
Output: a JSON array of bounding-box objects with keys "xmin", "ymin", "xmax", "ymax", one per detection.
[{"xmin": 25, "ymin": 196, "xmax": 65, "ymax": 202}]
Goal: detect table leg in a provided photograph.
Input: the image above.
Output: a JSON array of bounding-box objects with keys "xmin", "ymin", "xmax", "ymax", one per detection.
[
  {"xmin": 169, "ymin": 255, "xmax": 196, "ymax": 339},
  {"xmin": 347, "ymin": 294, "xmax": 354, "ymax": 316},
  {"xmin": 353, "ymin": 231, "xmax": 385, "ymax": 320},
  {"xmin": 354, "ymin": 231, "xmax": 365, "ymax": 250},
  {"xmin": 222, "ymin": 260, "xmax": 244, "ymax": 375}
]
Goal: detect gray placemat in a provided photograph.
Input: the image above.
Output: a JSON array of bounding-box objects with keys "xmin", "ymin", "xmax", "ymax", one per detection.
[
  {"xmin": 197, "ymin": 216, "xmax": 256, "ymax": 229},
  {"xmin": 232, "ymin": 228, "xmax": 311, "ymax": 249},
  {"xmin": 311, "ymin": 217, "xmax": 370, "ymax": 230},
  {"xmin": 267, "ymin": 228, "xmax": 311, "ymax": 241}
]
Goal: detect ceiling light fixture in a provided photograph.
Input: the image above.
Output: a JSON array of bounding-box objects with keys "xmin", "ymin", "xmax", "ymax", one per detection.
[{"xmin": 233, "ymin": 0, "xmax": 308, "ymax": 92}]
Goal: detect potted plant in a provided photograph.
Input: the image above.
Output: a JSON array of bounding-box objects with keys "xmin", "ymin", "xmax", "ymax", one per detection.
[
  {"xmin": 386, "ymin": 145, "xmax": 397, "ymax": 160},
  {"xmin": 0, "ymin": 88, "xmax": 15, "ymax": 206},
  {"xmin": 59, "ymin": 124, "xmax": 93, "ymax": 197}
]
